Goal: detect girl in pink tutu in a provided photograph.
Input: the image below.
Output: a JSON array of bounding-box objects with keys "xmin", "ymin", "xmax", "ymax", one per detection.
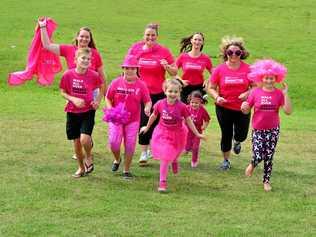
[
  {"xmin": 105, "ymin": 55, "xmax": 151, "ymax": 179},
  {"xmin": 241, "ymin": 59, "xmax": 292, "ymax": 192},
  {"xmin": 140, "ymin": 79, "xmax": 205, "ymax": 192},
  {"xmin": 185, "ymin": 90, "xmax": 211, "ymax": 168}
]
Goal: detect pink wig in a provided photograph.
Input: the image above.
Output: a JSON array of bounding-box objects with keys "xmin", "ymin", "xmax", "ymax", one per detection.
[
  {"xmin": 102, "ymin": 103, "xmax": 130, "ymax": 125},
  {"xmin": 248, "ymin": 59, "xmax": 287, "ymax": 83}
]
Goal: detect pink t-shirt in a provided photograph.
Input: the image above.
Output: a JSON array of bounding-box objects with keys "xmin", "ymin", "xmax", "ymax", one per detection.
[
  {"xmin": 59, "ymin": 68, "xmax": 103, "ymax": 113},
  {"xmin": 247, "ymin": 88, "xmax": 285, "ymax": 130},
  {"xmin": 60, "ymin": 44, "xmax": 103, "ymax": 71},
  {"xmin": 106, "ymin": 76, "xmax": 151, "ymax": 123},
  {"xmin": 209, "ymin": 61, "xmax": 251, "ymax": 111},
  {"xmin": 128, "ymin": 41, "xmax": 174, "ymax": 94},
  {"xmin": 153, "ymin": 99, "xmax": 190, "ymax": 129},
  {"xmin": 176, "ymin": 53, "xmax": 212, "ymax": 85},
  {"xmin": 186, "ymin": 105, "xmax": 210, "ymax": 133}
]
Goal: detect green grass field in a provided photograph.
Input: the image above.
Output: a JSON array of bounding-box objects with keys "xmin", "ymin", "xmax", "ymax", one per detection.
[{"xmin": 1, "ymin": 0, "xmax": 315, "ymax": 236}]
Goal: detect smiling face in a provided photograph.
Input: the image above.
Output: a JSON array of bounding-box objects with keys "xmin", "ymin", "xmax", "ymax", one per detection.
[
  {"xmin": 191, "ymin": 33, "xmax": 204, "ymax": 51},
  {"xmin": 77, "ymin": 29, "xmax": 91, "ymax": 48},
  {"xmin": 123, "ymin": 67, "xmax": 138, "ymax": 81},
  {"xmin": 143, "ymin": 28, "xmax": 157, "ymax": 47},
  {"xmin": 226, "ymin": 45, "xmax": 242, "ymax": 63},
  {"xmin": 165, "ymin": 84, "xmax": 181, "ymax": 104},
  {"xmin": 76, "ymin": 52, "xmax": 91, "ymax": 70},
  {"xmin": 262, "ymin": 75, "xmax": 276, "ymax": 90},
  {"xmin": 190, "ymin": 97, "xmax": 202, "ymax": 109}
]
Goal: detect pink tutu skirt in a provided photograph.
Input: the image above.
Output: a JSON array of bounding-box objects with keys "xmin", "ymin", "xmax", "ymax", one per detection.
[{"xmin": 151, "ymin": 124, "xmax": 188, "ymax": 162}]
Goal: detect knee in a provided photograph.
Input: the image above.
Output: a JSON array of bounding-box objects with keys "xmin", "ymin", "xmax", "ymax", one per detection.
[{"xmin": 80, "ymin": 135, "xmax": 91, "ymax": 147}]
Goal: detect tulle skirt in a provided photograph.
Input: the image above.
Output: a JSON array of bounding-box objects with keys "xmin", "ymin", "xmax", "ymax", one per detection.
[{"xmin": 151, "ymin": 124, "xmax": 188, "ymax": 162}]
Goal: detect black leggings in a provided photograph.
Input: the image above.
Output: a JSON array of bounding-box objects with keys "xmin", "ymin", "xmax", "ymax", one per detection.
[
  {"xmin": 138, "ymin": 92, "xmax": 165, "ymax": 145},
  {"xmin": 216, "ymin": 105, "xmax": 250, "ymax": 152},
  {"xmin": 180, "ymin": 84, "xmax": 206, "ymax": 104}
]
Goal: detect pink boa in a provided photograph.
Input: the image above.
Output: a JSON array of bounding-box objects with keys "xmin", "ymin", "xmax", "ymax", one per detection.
[
  {"xmin": 248, "ymin": 59, "xmax": 287, "ymax": 83},
  {"xmin": 103, "ymin": 103, "xmax": 131, "ymax": 125}
]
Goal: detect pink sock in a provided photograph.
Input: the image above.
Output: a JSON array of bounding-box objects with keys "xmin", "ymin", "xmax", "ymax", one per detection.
[{"xmin": 159, "ymin": 160, "xmax": 170, "ymax": 182}]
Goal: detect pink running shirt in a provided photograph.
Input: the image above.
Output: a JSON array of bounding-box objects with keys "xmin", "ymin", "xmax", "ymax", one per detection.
[
  {"xmin": 106, "ymin": 76, "xmax": 151, "ymax": 123},
  {"xmin": 60, "ymin": 44, "xmax": 103, "ymax": 71},
  {"xmin": 209, "ymin": 61, "xmax": 251, "ymax": 111},
  {"xmin": 128, "ymin": 41, "xmax": 174, "ymax": 94},
  {"xmin": 176, "ymin": 53, "xmax": 212, "ymax": 85},
  {"xmin": 153, "ymin": 99, "xmax": 190, "ymax": 129},
  {"xmin": 247, "ymin": 88, "xmax": 285, "ymax": 130},
  {"xmin": 59, "ymin": 68, "xmax": 103, "ymax": 113}
]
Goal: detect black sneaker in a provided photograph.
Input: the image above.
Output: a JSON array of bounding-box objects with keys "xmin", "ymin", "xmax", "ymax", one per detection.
[
  {"xmin": 122, "ymin": 172, "xmax": 133, "ymax": 179},
  {"xmin": 233, "ymin": 141, "xmax": 241, "ymax": 155},
  {"xmin": 111, "ymin": 160, "xmax": 121, "ymax": 172}
]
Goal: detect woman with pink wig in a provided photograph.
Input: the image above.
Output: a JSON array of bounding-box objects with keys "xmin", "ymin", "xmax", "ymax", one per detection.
[{"xmin": 241, "ymin": 59, "xmax": 292, "ymax": 192}]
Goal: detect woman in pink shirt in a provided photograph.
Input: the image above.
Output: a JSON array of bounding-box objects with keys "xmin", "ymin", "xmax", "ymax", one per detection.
[
  {"xmin": 105, "ymin": 55, "xmax": 152, "ymax": 179},
  {"xmin": 241, "ymin": 59, "xmax": 292, "ymax": 192},
  {"xmin": 176, "ymin": 32, "xmax": 212, "ymax": 103},
  {"xmin": 127, "ymin": 23, "xmax": 177, "ymax": 165},
  {"xmin": 208, "ymin": 36, "xmax": 252, "ymax": 170},
  {"xmin": 38, "ymin": 18, "xmax": 106, "ymax": 168}
]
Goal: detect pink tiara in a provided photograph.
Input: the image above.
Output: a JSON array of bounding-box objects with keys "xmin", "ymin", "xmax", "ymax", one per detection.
[{"xmin": 248, "ymin": 59, "xmax": 287, "ymax": 83}]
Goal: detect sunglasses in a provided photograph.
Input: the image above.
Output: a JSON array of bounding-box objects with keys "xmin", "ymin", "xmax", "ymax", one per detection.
[{"xmin": 226, "ymin": 49, "xmax": 242, "ymax": 57}]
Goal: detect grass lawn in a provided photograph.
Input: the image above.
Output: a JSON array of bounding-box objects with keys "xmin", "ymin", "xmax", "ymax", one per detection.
[{"xmin": 0, "ymin": 0, "xmax": 315, "ymax": 236}]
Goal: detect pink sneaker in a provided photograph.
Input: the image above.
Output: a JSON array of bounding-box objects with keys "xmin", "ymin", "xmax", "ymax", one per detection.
[
  {"xmin": 158, "ymin": 180, "xmax": 167, "ymax": 192},
  {"xmin": 191, "ymin": 160, "xmax": 198, "ymax": 168},
  {"xmin": 171, "ymin": 162, "xmax": 179, "ymax": 174}
]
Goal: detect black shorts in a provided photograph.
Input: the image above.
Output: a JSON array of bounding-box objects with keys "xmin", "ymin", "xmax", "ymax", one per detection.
[{"xmin": 66, "ymin": 110, "xmax": 95, "ymax": 140}]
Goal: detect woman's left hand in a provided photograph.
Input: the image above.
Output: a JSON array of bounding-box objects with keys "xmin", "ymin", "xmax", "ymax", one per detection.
[
  {"xmin": 160, "ymin": 59, "xmax": 169, "ymax": 69},
  {"xmin": 91, "ymin": 100, "xmax": 100, "ymax": 110}
]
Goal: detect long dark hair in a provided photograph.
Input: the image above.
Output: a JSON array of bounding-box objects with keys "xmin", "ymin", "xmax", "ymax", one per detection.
[
  {"xmin": 73, "ymin": 27, "xmax": 96, "ymax": 49},
  {"xmin": 180, "ymin": 32, "xmax": 205, "ymax": 53}
]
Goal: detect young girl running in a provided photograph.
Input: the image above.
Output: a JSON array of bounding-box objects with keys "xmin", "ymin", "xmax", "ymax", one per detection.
[
  {"xmin": 241, "ymin": 59, "xmax": 292, "ymax": 192},
  {"xmin": 184, "ymin": 90, "xmax": 211, "ymax": 168},
  {"xmin": 140, "ymin": 79, "xmax": 205, "ymax": 192},
  {"xmin": 105, "ymin": 55, "xmax": 151, "ymax": 179},
  {"xmin": 59, "ymin": 48, "xmax": 104, "ymax": 178}
]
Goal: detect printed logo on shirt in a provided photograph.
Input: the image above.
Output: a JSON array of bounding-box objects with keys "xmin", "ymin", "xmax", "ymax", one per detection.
[
  {"xmin": 162, "ymin": 109, "xmax": 177, "ymax": 125},
  {"xmin": 184, "ymin": 62, "xmax": 202, "ymax": 70},
  {"xmin": 72, "ymin": 79, "xmax": 87, "ymax": 94},
  {"xmin": 116, "ymin": 87, "xmax": 138, "ymax": 95},
  {"xmin": 224, "ymin": 76, "xmax": 244, "ymax": 84},
  {"xmin": 138, "ymin": 58, "xmax": 158, "ymax": 66},
  {"xmin": 259, "ymin": 96, "xmax": 277, "ymax": 111}
]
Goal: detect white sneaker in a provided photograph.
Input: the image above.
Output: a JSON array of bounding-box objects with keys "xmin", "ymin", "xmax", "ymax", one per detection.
[
  {"xmin": 147, "ymin": 149, "xmax": 152, "ymax": 159},
  {"xmin": 139, "ymin": 151, "xmax": 148, "ymax": 165}
]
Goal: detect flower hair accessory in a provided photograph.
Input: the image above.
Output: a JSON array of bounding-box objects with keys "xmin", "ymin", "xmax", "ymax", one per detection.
[
  {"xmin": 248, "ymin": 59, "xmax": 287, "ymax": 83},
  {"xmin": 102, "ymin": 103, "xmax": 131, "ymax": 125}
]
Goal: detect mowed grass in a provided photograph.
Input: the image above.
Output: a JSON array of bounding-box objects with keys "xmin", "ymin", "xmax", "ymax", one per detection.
[{"xmin": 0, "ymin": 0, "xmax": 315, "ymax": 236}]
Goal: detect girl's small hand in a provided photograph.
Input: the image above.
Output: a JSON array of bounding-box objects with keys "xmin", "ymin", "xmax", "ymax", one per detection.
[
  {"xmin": 197, "ymin": 133, "xmax": 206, "ymax": 140},
  {"xmin": 38, "ymin": 17, "xmax": 47, "ymax": 27},
  {"xmin": 241, "ymin": 101, "xmax": 250, "ymax": 114},
  {"xmin": 216, "ymin": 96, "xmax": 227, "ymax": 104},
  {"xmin": 139, "ymin": 126, "xmax": 149, "ymax": 134},
  {"xmin": 281, "ymin": 82, "xmax": 288, "ymax": 95},
  {"xmin": 72, "ymin": 97, "xmax": 85, "ymax": 108},
  {"xmin": 91, "ymin": 100, "xmax": 100, "ymax": 110},
  {"xmin": 238, "ymin": 91, "xmax": 249, "ymax": 101}
]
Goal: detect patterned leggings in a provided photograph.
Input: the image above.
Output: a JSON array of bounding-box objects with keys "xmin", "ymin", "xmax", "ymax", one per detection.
[{"xmin": 251, "ymin": 127, "xmax": 280, "ymax": 183}]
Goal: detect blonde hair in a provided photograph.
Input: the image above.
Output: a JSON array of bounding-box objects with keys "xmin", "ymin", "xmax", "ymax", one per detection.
[
  {"xmin": 75, "ymin": 47, "xmax": 91, "ymax": 59},
  {"xmin": 219, "ymin": 35, "xmax": 249, "ymax": 62},
  {"xmin": 163, "ymin": 79, "xmax": 183, "ymax": 92}
]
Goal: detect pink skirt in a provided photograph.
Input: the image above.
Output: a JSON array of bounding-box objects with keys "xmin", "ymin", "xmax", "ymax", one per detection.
[{"xmin": 151, "ymin": 124, "xmax": 188, "ymax": 162}]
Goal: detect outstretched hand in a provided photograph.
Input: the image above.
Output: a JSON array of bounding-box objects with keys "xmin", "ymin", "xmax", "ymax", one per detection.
[{"xmin": 139, "ymin": 126, "xmax": 149, "ymax": 134}]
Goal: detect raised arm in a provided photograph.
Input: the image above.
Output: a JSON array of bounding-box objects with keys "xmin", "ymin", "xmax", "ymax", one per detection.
[
  {"xmin": 282, "ymin": 82, "xmax": 292, "ymax": 115},
  {"xmin": 38, "ymin": 18, "xmax": 60, "ymax": 55}
]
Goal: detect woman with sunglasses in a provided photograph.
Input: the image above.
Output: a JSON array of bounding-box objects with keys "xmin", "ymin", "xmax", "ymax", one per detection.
[
  {"xmin": 176, "ymin": 32, "xmax": 212, "ymax": 103},
  {"xmin": 208, "ymin": 36, "xmax": 252, "ymax": 170},
  {"xmin": 127, "ymin": 23, "xmax": 177, "ymax": 165},
  {"xmin": 38, "ymin": 17, "xmax": 106, "ymax": 173}
]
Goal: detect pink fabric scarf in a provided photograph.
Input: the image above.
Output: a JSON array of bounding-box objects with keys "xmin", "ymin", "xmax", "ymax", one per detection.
[{"xmin": 8, "ymin": 18, "xmax": 62, "ymax": 86}]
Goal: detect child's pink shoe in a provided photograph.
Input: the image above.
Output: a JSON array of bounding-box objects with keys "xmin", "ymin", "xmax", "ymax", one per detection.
[
  {"xmin": 158, "ymin": 180, "xmax": 167, "ymax": 192},
  {"xmin": 191, "ymin": 160, "xmax": 199, "ymax": 168},
  {"xmin": 171, "ymin": 162, "xmax": 179, "ymax": 174}
]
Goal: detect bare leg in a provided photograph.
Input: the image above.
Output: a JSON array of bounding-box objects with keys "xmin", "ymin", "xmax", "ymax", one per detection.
[
  {"xmin": 80, "ymin": 134, "xmax": 93, "ymax": 166},
  {"xmin": 73, "ymin": 138, "xmax": 85, "ymax": 174}
]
